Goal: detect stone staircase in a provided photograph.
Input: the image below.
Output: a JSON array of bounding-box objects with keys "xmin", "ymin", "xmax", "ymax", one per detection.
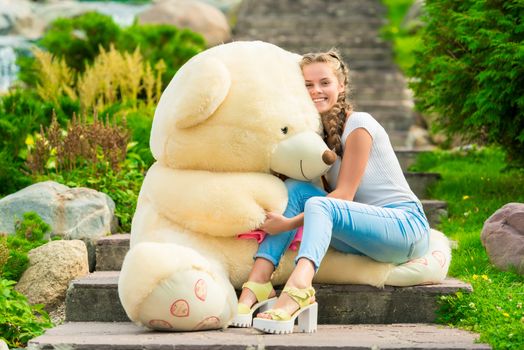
[
  {"xmin": 28, "ymin": 170, "xmax": 486, "ymax": 349},
  {"xmin": 233, "ymin": 0, "xmax": 415, "ymax": 147},
  {"xmin": 29, "ymin": 230, "xmax": 488, "ymax": 349}
]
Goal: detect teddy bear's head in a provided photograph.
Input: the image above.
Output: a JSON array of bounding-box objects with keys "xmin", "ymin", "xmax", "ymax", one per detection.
[{"xmin": 150, "ymin": 41, "xmax": 335, "ymax": 180}]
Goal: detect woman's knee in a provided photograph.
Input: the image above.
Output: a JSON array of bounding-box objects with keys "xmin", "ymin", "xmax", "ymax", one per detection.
[{"xmin": 304, "ymin": 196, "xmax": 331, "ymax": 214}]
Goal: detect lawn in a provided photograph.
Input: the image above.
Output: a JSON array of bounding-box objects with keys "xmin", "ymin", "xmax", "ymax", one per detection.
[{"xmin": 411, "ymin": 147, "xmax": 524, "ymax": 349}]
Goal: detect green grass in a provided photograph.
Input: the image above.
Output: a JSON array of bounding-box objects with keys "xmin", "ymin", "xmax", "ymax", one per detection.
[
  {"xmin": 410, "ymin": 147, "xmax": 524, "ymax": 349},
  {"xmin": 381, "ymin": 0, "xmax": 421, "ymax": 72}
]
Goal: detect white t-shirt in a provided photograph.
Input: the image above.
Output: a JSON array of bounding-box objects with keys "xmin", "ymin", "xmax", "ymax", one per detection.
[{"xmin": 325, "ymin": 112, "xmax": 419, "ymax": 207}]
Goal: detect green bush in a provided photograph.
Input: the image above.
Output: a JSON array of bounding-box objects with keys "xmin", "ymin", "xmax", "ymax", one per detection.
[
  {"xmin": 40, "ymin": 12, "xmax": 122, "ymax": 73},
  {"xmin": 409, "ymin": 0, "xmax": 524, "ymax": 166},
  {"xmin": 22, "ymin": 12, "xmax": 206, "ymax": 86},
  {"xmin": 0, "ymin": 278, "xmax": 53, "ymax": 348},
  {"xmin": 1, "ymin": 212, "xmax": 51, "ymax": 282}
]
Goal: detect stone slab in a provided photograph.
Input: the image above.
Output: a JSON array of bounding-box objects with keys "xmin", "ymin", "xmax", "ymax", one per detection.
[
  {"xmin": 95, "ymin": 234, "xmax": 130, "ymax": 271},
  {"xmin": 66, "ymin": 271, "xmax": 471, "ymax": 324},
  {"xmin": 405, "ymin": 172, "xmax": 441, "ymax": 199},
  {"xmin": 28, "ymin": 322, "xmax": 490, "ymax": 349}
]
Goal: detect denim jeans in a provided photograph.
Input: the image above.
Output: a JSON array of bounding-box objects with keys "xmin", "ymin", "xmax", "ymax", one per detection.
[{"xmin": 255, "ymin": 179, "xmax": 430, "ymax": 269}]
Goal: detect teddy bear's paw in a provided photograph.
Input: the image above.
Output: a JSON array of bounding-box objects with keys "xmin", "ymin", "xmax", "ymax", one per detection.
[{"xmin": 136, "ymin": 269, "xmax": 233, "ymax": 331}]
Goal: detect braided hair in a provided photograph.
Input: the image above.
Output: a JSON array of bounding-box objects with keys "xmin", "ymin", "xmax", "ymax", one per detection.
[{"xmin": 300, "ymin": 50, "xmax": 353, "ymax": 157}]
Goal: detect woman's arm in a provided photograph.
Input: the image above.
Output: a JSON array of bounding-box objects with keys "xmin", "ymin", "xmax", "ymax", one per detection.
[
  {"xmin": 260, "ymin": 212, "xmax": 304, "ymax": 235},
  {"xmin": 328, "ymin": 127, "xmax": 372, "ymax": 201}
]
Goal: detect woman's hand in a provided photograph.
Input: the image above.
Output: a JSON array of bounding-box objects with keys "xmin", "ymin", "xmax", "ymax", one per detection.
[{"xmin": 260, "ymin": 212, "xmax": 291, "ymax": 235}]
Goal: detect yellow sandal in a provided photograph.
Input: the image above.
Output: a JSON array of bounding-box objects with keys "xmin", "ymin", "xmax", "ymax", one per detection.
[
  {"xmin": 229, "ymin": 281, "xmax": 277, "ymax": 328},
  {"xmin": 252, "ymin": 286, "xmax": 317, "ymax": 334}
]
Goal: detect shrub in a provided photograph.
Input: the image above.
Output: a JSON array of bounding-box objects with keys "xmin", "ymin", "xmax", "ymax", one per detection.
[
  {"xmin": 26, "ymin": 112, "xmax": 145, "ymax": 232},
  {"xmin": 40, "ymin": 12, "xmax": 122, "ymax": 73},
  {"xmin": 1, "ymin": 212, "xmax": 51, "ymax": 282},
  {"xmin": 0, "ymin": 278, "xmax": 53, "ymax": 348},
  {"xmin": 22, "ymin": 12, "xmax": 205, "ymax": 87},
  {"xmin": 409, "ymin": 0, "xmax": 524, "ymax": 166}
]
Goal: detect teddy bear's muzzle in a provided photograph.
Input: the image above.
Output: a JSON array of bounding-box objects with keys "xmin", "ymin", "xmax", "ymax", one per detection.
[{"xmin": 270, "ymin": 131, "xmax": 336, "ymax": 181}]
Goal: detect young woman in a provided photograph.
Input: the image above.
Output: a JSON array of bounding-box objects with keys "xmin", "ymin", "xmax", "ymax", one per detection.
[{"xmin": 231, "ymin": 50, "xmax": 430, "ymax": 334}]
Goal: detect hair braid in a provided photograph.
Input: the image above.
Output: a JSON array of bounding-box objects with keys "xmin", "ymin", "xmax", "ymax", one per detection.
[{"xmin": 301, "ymin": 49, "xmax": 353, "ymax": 157}]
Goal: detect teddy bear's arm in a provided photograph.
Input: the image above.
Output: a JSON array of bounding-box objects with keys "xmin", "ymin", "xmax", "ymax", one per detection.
[{"xmin": 140, "ymin": 163, "xmax": 288, "ymax": 237}]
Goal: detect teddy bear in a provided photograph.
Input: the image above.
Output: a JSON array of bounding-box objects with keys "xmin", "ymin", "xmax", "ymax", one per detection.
[{"xmin": 118, "ymin": 40, "xmax": 451, "ymax": 332}]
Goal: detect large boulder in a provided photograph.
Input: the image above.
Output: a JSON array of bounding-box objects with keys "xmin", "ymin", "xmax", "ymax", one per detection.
[
  {"xmin": 15, "ymin": 239, "xmax": 89, "ymax": 309},
  {"xmin": 0, "ymin": 181, "xmax": 117, "ymax": 240},
  {"xmin": 481, "ymin": 203, "xmax": 524, "ymax": 274},
  {"xmin": 138, "ymin": 0, "xmax": 231, "ymax": 46}
]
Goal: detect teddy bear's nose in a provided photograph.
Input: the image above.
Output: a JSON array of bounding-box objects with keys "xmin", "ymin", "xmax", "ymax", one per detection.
[{"xmin": 322, "ymin": 150, "xmax": 337, "ymax": 165}]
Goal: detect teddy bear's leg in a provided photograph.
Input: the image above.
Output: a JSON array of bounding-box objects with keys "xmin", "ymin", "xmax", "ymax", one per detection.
[{"xmin": 118, "ymin": 241, "xmax": 237, "ymax": 331}]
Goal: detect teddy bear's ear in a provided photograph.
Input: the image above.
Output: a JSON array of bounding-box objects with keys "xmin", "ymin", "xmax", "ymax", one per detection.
[
  {"xmin": 150, "ymin": 56, "xmax": 231, "ymax": 159},
  {"xmin": 172, "ymin": 56, "xmax": 231, "ymax": 128},
  {"xmin": 152, "ymin": 55, "xmax": 231, "ymax": 131}
]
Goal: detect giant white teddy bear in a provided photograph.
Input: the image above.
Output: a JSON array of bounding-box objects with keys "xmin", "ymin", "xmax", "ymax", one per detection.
[{"xmin": 118, "ymin": 41, "xmax": 451, "ymax": 332}]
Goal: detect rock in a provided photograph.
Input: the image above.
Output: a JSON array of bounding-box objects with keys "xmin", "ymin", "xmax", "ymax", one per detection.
[
  {"xmin": 405, "ymin": 124, "xmax": 433, "ymax": 149},
  {"xmin": 15, "ymin": 240, "xmax": 89, "ymax": 309},
  {"xmin": 481, "ymin": 203, "xmax": 524, "ymax": 274},
  {"xmin": 139, "ymin": 0, "xmax": 231, "ymax": 46},
  {"xmin": 0, "ymin": 181, "xmax": 118, "ymax": 240},
  {"xmin": 0, "ymin": 0, "xmax": 46, "ymax": 39}
]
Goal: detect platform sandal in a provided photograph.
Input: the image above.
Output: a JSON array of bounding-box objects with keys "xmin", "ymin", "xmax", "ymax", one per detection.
[
  {"xmin": 252, "ymin": 286, "xmax": 317, "ymax": 334},
  {"xmin": 229, "ymin": 281, "xmax": 277, "ymax": 328}
]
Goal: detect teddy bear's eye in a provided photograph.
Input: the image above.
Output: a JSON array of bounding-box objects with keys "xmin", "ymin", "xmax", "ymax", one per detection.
[{"xmin": 281, "ymin": 126, "xmax": 288, "ymax": 135}]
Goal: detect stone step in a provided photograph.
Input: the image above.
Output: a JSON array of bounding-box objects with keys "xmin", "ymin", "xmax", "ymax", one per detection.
[
  {"xmin": 29, "ymin": 322, "xmax": 491, "ymax": 350},
  {"xmin": 65, "ymin": 271, "xmax": 469, "ymax": 324},
  {"xmin": 406, "ymin": 172, "xmax": 441, "ymax": 199},
  {"xmin": 395, "ymin": 148, "xmax": 432, "ymax": 172},
  {"xmin": 233, "ymin": 34, "xmax": 392, "ymax": 51},
  {"xmin": 236, "ymin": 0, "xmax": 387, "ymax": 18}
]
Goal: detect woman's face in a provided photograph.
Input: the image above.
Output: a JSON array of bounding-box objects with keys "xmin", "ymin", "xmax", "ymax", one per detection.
[{"xmin": 302, "ymin": 62, "xmax": 345, "ymax": 114}]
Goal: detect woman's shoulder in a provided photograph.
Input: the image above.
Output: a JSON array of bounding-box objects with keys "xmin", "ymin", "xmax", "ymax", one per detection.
[{"xmin": 347, "ymin": 111, "xmax": 379, "ymax": 126}]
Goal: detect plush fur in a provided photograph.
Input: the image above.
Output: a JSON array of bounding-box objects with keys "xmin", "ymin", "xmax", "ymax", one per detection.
[{"xmin": 118, "ymin": 41, "xmax": 451, "ymax": 332}]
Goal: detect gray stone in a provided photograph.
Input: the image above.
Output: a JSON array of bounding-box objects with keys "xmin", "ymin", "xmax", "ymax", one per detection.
[
  {"xmin": 481, "ymin": 203, "xmax": 524, "ymax": 274},
  {"xmin": 95, "ymin": 234, "xmax": 130, "ymax": 271},
  {"xmin": 28, "ymin": 322, "xmax": 490, "ymax": 349},
  {"xmin": 405, "ymin": 172, "xmax": 441, "ymax": 199},
  {"xmin": 421, "ymin": 199, "xmax": 448, "ymax": 227},
  {"xmin": 15, "ymin": 240, "xmax": 89, "ymax": 309},
  {"xmin": 0, "ymin": 181, "xmax": 117, "ymax": 241},
  {"xmin": 65, "ymin": 271, "xmax": 471, "ymax": 324},
  {"xmin": 139, "ymin": 0, "xmax": 231, "ymax": 47}
]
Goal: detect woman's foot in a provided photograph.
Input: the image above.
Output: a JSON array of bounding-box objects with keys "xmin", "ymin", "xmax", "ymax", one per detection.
[
  {"xmin": 238, "ymin": 282, "xmax": 276, "ymax": 309},
  {"xmin": 229, "ymin": 280, "xmax": 277, "ymax": 328},
  {"xmin": 256, "ymin": 282, "xmax": 315, "ymax": 320}
]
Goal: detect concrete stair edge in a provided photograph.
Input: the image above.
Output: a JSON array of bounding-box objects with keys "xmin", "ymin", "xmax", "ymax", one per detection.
[
  {"xmin": 65, "ymin": 271, "xmax": 470, "ymax": 324},
  {"xmin": 28, "ymin": 322, "xmax": 491, "ymax": 350}
]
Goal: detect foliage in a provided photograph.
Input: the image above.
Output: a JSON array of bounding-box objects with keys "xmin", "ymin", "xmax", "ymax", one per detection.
[
  {"xmin": 23, "ymin": 12, "xmax": 205, "ymax": 87},
  {"xmin": 117, "ymin": 23, "xmax": 204, "ymax": 84},
  {"xmin": 24, "ymin": 111, "xmax": 145, "ymax": 231},
  {"xmin": 411, "ymin": 147, "xmax": 524, "ymax": 349},
  {"xmin": 0, "ymin": 236, "xmax": 8, "ymax": 275},
  {"xmin": 40, "ymin": 12, "xmax": 122, "ymax": 73},
  {"xmin": 381, "ymin": 0, "xmax": 422, "ymax": 71},
  {"xmin": 1, "ymin": 212, "xmax": 52, "ymax": 282},
  {"xmin": 0, "ymin": 278, "xmax": 53, "ymax": 348},
  {"xmin": 32, "ymin": 45, "xmax": 165, "ymax": 112},
  {"xmin": 26, "ymin": 111, "xmax": 130, "ymax": 174},
  {"xmin": 409, "ymin": 0, "xmax": 524, "ymax": 167}
]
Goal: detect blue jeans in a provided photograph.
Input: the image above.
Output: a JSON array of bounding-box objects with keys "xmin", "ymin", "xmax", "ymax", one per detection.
[{"xmin": 255, "ymin": 179, "xmax": 430, "ymax": 269}]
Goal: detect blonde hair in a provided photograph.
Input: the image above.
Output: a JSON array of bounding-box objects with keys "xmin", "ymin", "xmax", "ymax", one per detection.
[{"xmin": 300, "ymin": 49, "xmax": 353, "ymax": 157}]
